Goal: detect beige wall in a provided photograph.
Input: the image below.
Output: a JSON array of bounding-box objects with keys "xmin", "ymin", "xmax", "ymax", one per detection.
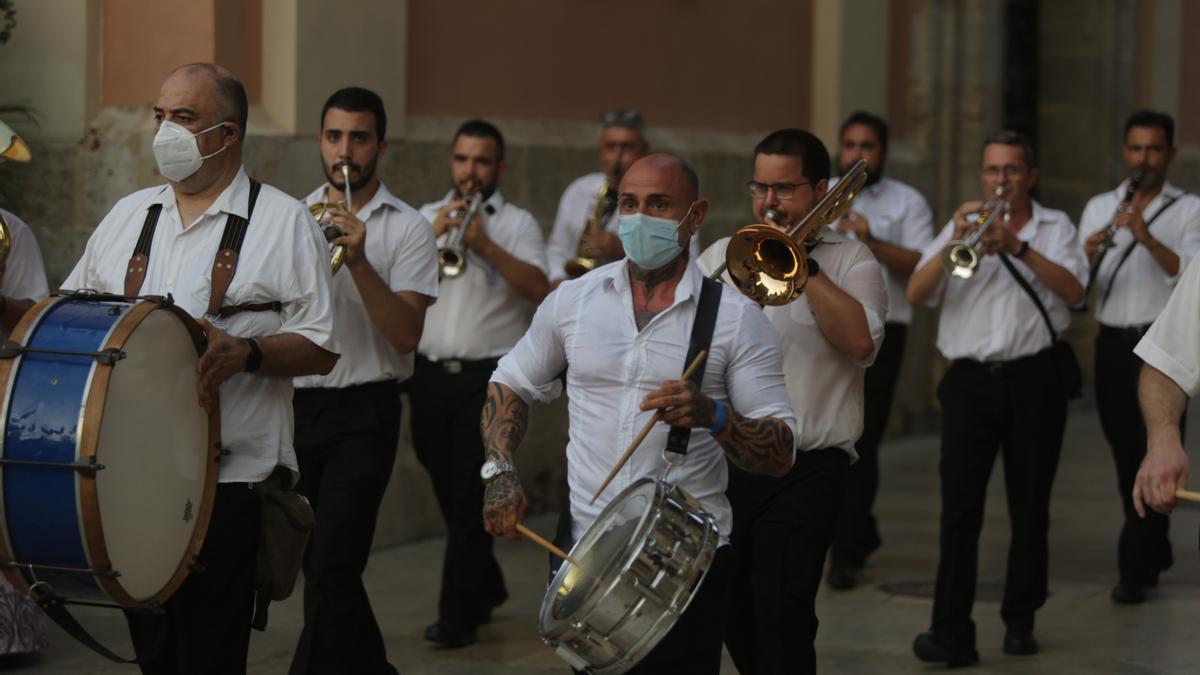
[
  {"xmin": 0, "ymin": 0, "xmax": 99, "ymax": 142},
  {"xmin": 407, "ymin": 0, "xmax": 813, "ymax": 134}
]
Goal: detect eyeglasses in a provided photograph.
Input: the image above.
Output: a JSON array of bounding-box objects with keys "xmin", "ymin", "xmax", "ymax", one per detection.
[
  {"xmin": 746, "ymin": 181, "xmax": 811, "ymax": 200},
  {"xmin": 601, "ymin": 109, "xmax": 645, "ymax": 131}
]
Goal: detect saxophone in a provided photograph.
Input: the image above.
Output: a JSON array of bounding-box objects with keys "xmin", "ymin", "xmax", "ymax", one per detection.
[{"xmin": 563, "ymin": 177, "xmax": 618, "ymax": 279}]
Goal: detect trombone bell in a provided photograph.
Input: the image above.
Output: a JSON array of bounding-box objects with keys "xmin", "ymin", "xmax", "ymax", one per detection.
[
  {"xmin": 725, "ymin": 225, "xmax": 806, "ymax": 305},
  {"xmin": 0, "ymin": 213, "xmax": 11, "ymax": 265}
]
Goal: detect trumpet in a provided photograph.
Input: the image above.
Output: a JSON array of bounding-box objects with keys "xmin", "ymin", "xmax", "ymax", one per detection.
[
  {"xmin": 438, "ymin": 180, "xmax": 483, "ymax": 279},
  {"xmin": 1092, "ymin": 167, "xmax": 1144, "ymax": 264},
  {"xmin": 940, "ymin": 186, "xmax": 1010, "ymax": 280},
  {"xmin": 564, "ymin": 174, "xmax": 618, "ymax": 279},
  {"xmin": 0, "ymin": 212, "xmax": 10, "ymax": 266},
  {"xmin": 309, "ymin": 164, "xmax": 354, "ymax": 274},
  {"xmin": 715, "ymin": 159, "xmax": 869, "ymax": 305}
]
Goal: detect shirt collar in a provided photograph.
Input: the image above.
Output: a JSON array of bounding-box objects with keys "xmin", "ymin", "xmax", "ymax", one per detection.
[
  {"xmin": 1018, "ymin": 198, "xmax": 1057, "ymax": 239},
  {"xmin": 356, "ymin": 180, "xmax": 406, "ymax": 220},
  {"xmin": 154, "ymin": 166, "xmax": 252, "ymax": 221},
  {"xmin": 1114, "ymin": 180, "xmax": 1183, "ymax": 204},
  {"xmin": 601, "ymin": 255, "xmax": 703, "ymax": 308}
]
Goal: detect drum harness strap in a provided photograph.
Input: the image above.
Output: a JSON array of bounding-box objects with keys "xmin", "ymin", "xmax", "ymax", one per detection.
[
  {"xmin": 125, "ymin": 179, "xmax": 279, "ymax": 318},
  {"xmin": 661, "ymin": 275, "xmax": 723, "ymax": 478},
  {"xmin": 26, "ymin": 180, "xmax": 277, "ymax": 664}
]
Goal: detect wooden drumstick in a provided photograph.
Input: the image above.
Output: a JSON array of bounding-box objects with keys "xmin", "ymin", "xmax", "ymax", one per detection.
[
  {"xmin": 1174, "ymin": 489, "xmax": 1200, "ymax": 503},
  {"xmin": 590, "ymin": 350, "xmax": 709, "ymax": 504},
  {"xmin": 515, "ymin": 523, "xmax": 579, "ymax": 566}
]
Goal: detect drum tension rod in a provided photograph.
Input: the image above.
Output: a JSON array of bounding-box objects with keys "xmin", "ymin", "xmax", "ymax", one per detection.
[
  {"xmin": 1, "ymin": 560, "xmax": 119, "ymax": 579},
  {"xmin": 0, "ymin": 341, "xmax": 126, "ymax": 365},
  {"xmin": 0, "ymin": 456, "xmax": 105, "ymax": 476}
]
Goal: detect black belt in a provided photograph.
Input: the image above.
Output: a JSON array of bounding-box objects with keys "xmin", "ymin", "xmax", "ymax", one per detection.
[
  {"xmin": 415, "ymin": 354, "xmax": 499, "ymax": 375},
  {"xmin": 1098, "ymin": 323, "xmax": 1153, "ymax": 341},
  {"xmin": 294, "ymin": 379, "xmax": 400, "ymax": 399},
  {"xmin": 953, "ymin": 346, "xmax": 1053, "ymax": 378}
]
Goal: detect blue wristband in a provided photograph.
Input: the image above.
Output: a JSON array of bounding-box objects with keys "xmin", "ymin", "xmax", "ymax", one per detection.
[{"xmin": 709, "ymin": 399, "xmax": 729, "ymax": 435}]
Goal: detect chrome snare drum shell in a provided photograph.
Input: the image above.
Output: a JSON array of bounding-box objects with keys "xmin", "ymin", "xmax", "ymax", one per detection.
[{"xmin": 538, "ymin": 478, "xmax": 719, "ymax": 674}]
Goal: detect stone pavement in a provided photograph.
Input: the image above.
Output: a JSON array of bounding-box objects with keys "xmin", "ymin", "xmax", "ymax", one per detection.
[{"xmin": 6, "ymin": 404, "xmax": 1200, "ymax": 674}]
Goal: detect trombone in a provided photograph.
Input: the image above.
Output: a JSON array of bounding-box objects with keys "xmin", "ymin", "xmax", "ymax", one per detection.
[
  {"xmin": 940, "ymin": 185, "xmax": 1009, "ymax": 280},
  {"xmin": 309, "ymin": 164, "xmax": 353, "ymax": 274},
  {"xmin": 437, "ymin": 180, "xmax": 483, "ymax": 279},
  {"xmin": 713, "ymin": 159, "xmax": 869, "ymax": 305}
]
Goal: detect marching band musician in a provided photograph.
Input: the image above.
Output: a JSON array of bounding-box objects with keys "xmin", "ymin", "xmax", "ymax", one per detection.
[
  {"xmin": 412, "ymin": 119, "xmax": 549, "ymax": 648},
  {"xmin": 62, "ymin": 63, "xmax": 337, "ymax": 675},
  {"xmin": 906, "ymin": 131, "xmax": 1087, "ymax": 665},
  {"xmin": 696, "ymin": 128, "xmax": 887, "ymax": 675},
  {"xmin": 290, "ymin": 87, "xmax": 438, "ymax": 675},
  {"xmin": 0, "ymin": 211, "xmax": 47, "ymax": 335},
  {"xmin": 1079, "ymin": 110, "xmax": 1200, "ymax": 606},
  {"xmin": 545, "ymin": 110, "xmax": 700, "ymax": 286},
  {"xmin": 0, "ymin": 120, "xmax": 51, "ymax": 656},
  {"xmin": 483, "ymin": 152, "xmax": 798, "ymax": 674},
  {"xmin": 827, "ymin": 111, "xmax": 934, "ymax": 590}
]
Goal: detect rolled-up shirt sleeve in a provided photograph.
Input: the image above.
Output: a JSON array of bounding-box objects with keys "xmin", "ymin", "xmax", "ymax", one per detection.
[
  {"xmin": 842, "ymin": 248, "xmax": 888, "ymax": 367},
  {"xmin": 1135, "ymin": 254, "xmax": 1200, "ymax": 398},
  {"xmin": 491, "ymin": 286, "xmax": 566, "ymax": 403},
  {"xmin": 724, "ymin": 300, "xmax": 800, "ymax": 456}
]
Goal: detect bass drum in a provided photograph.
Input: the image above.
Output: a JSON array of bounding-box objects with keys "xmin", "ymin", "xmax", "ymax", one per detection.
[
  {"xmin": 0, "ymin": 295, "xmax": 219, "ymax": 610},
  {"xmin": 538, "ymin": 478, "xmax": 718, "ymax": 674}
]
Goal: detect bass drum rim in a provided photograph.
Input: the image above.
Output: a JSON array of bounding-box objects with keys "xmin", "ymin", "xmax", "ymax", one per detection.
[{"xmin": 0, "ymin": 296, "xmax": 220, "ymax": 610}]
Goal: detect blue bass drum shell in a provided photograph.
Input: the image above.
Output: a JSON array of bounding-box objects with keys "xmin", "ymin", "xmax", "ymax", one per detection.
[{"xmin": 0, "ymin": 295, "xmax": 219, "ymax": 610}]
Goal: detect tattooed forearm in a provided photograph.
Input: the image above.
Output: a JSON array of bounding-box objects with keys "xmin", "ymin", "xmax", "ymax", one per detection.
[
  {"xmin": 481, "ymin": 382, "xmax": 530, "ymax": 537},
  {"xmin": 481, "ymin": 382, "xmax": 530, "ymax": 463},
  {"xmin": 716, "ymin": 409, "xmax": 794, "ymax": 476}
]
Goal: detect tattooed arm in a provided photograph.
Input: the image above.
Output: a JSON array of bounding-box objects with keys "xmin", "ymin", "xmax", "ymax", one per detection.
[
  {"xmin": 641, "ymin": 380, "xmax": 794, "ymax": 476},
  {"xmin": 481, "ymin": 382, "xmax": 531, "ymax": 538}
]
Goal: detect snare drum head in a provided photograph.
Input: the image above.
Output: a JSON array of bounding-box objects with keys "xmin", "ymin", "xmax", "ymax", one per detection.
[
  {"xmin": 541, "ymin": 478, "xmax": 661, "ymax": 630},
  {"xmin": 93, "ymin": 306, "xmax": 210, "ymax": 601}
]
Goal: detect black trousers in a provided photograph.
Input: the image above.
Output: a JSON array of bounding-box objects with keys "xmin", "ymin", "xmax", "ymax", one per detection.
[
  {"xmin": 289, "ymin": 380, "xmax": 402, "ymax": 675},
  {"xmin": 832, "ymin": 322, "xmax": 907, "ymax": 569},
  {"xmin": 724, "ymin": 447, "xmax": 850, "ymax": 675},
  {"xmin": 930, "ymin": 349, "xmax": 1067, "ymax": 647},
  {"xmin": 1095, "ymin": 325, "xmax": 1181, "ymax": 586},
  {"xmin": 125, "ymin": 482, "xmax": 260, "ymax": 675},
  {"xmin": 409, "ymin": 355, "xmax": 507, "ymax": 630}
]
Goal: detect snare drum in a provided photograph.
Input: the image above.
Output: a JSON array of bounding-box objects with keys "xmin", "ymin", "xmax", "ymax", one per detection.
[
  {"xmin": 0, "ymin": 295, "xmax": 219, "ymax": 610},
  {"xmin": 538, "ymin": 478, "xmax": 718, "ymax": 674}
]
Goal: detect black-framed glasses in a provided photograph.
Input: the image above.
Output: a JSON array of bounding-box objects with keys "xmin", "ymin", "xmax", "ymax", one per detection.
[{"xmin": 746, "ymin": 181, "xmax": 811, "ymax": 200}]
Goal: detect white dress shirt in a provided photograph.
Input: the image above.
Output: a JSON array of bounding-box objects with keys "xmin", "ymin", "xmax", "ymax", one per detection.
[
  {"xmin": 491, "ymin": 260, "xmax": 798, "ymax": 544},
  {"xmin": 1135, "ymin": 254, "xmax": 1200, "ymax": 398},
  {"xmin": 1080, "ymin": 181, "xmax": 1200, "ymax": 327},
  {"xmin": 63, "ymin": 168, "xmax": 336, "ymax": 484},
  {"xmin": 418, "ymin": 190, "xmax": 547, "ymax": 360},
  {"xmin": 697, "ymin": 228, "xmax": 887, "ymax": 459},
  {"xmin": 547, "ymin": 172, "xmax": 701, "ymax": 282},
  {"xmin": 916, "ymin": 200, "xmax": 1088, "ymax": 362},
  {"xmin": 296, "ymin": 181, "xmax": 439, "ymax": 389},
  {"xmin": 0, "ymin": 209, "xmax": 49, "ymax": 340},
  {"xmin": 830, "ymin": 175, "xmax": 934, "ymax": 324}
]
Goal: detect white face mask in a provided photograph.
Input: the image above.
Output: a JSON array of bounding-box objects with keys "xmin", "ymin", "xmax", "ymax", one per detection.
[{"xmin": 152, "ymin": 120, "xmax": 228, "ymax": 182}]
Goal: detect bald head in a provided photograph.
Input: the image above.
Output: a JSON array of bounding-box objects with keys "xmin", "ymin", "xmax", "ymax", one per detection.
[
  {"xmin": 621, "ymin": 153, "xmax": 699, "ymax": 204},
  {"xmin": 166, "ymin": 63, "xmax": 248, "ymax": 136}
]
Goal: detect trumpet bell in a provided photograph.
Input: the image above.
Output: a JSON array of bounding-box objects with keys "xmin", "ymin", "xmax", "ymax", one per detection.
[
  {"xmin": 309, "ymin": 201, "xmax": 347, "ymax": 274},
  {"xmin": 438, "ymin": 247, "xmax": 466, "ymax": 279},
  {"xmin": 725, "ymin": 224, "xmax": 808, "ymax": 306},
  {"xmin": 941, "ymin": 241, "xmax": 980, "ymax": 280}
]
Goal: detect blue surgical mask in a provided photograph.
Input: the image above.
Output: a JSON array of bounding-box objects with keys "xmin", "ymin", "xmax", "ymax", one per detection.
[{"xmin": 618, "ymin": 203, "xmax": 694, "ymax": 270}]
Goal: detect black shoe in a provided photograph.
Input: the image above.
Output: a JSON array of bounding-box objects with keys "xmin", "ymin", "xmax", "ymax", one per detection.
[
  {"xmin": 1002, "ymin": 629, "xmax": 1038, "ymax": 656},
  {"xmin": 827, "ymin": 566, "xmax": 860, "ymax": 591},
  {"xmin": 912, "ymin": 631, "xmax": 979, "ymax": 667},
  {"xmin": 424, "ymin": 621, "xmax": 477, "ymax": 648},
  {"xmin": 1111, "ymin": 582, "xmax": 1148, "ymax": 605}
]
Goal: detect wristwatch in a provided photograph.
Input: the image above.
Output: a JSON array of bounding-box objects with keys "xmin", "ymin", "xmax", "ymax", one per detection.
[{"xmin": 480, "ymin": 459, "xmax": 517, "ymax": 483}]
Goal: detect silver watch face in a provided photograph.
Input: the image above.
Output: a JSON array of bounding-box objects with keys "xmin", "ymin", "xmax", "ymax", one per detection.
[{"xmin": 480, "ymin": 460, "xmax": 503, "ymax": 481}]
